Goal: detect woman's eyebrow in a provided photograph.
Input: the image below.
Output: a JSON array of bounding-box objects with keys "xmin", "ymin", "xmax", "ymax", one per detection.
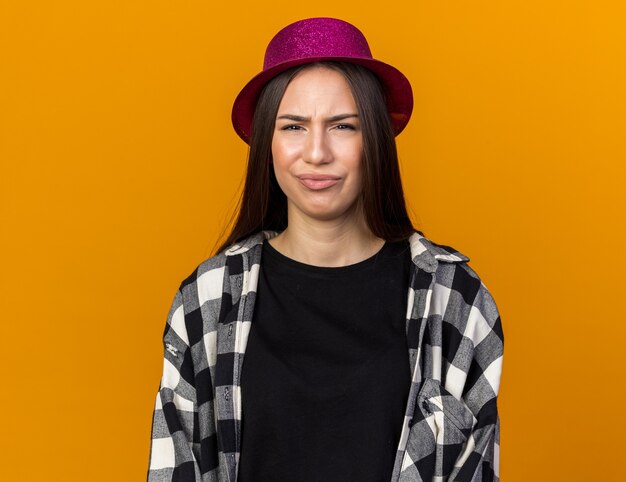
[{"xmin": 276, "ymin": 113, "xmax": 359, "ymax": 122}]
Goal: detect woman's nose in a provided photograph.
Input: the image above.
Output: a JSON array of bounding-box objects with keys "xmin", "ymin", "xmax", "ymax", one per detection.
[{"xmin": 303, "ymin": 128, "xmax": 332, "ymax": 165}]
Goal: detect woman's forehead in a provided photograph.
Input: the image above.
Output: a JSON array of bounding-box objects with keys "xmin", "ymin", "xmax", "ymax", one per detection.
[{"xmin": 278, "ymin": 67, "xmax": 357, "ymax": 115}]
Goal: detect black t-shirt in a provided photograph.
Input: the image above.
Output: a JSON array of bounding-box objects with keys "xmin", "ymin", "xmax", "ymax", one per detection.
[{"xmin": 238, "ymin": 239, "xmax": 412, "ymax": 482}]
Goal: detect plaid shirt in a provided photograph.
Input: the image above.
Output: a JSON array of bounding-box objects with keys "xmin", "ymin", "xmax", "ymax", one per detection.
[{"xmin": 148, "ymin": 231, "xmax": 504, "ymax": 481}]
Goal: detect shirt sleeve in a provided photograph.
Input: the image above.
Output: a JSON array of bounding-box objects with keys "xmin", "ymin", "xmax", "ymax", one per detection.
[
  {"xmin": 148, "ymin": 288, "xmax": 201, "ymax": 481},
  {"xmin": 448, "ymin": 274, "xmax": 504, "ymax": 481}
]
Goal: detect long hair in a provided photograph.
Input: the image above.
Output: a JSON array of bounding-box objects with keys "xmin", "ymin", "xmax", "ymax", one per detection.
[{"xmin": 215, "ymin": 61, "xmax": 420, "ymax": 254}]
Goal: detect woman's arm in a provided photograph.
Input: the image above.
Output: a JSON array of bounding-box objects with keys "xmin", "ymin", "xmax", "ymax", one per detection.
[
  {"xmin": 401, "ymin": 262, "xmax": 504, "ymax": 482},
  {"xmin": 447, "ymin": 273, "xmax": 503, "ymax": 481},
  {"xmin": 148, "ymin": 288, "xmax": 201, "ymax": 481}
]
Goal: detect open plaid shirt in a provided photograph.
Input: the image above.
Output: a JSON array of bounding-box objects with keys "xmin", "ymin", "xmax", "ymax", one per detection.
[{"xmin": 148, "ymin": 231, "xmax": 504, "ymax": 481}]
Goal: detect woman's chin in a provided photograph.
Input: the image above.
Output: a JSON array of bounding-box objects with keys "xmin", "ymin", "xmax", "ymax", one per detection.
[{"xmin": 291, "ymin": 202, "xmax": 361, "ymax": 224}]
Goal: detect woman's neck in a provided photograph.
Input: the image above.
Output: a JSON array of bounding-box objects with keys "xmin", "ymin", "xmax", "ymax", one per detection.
[{"xmin": 268, "ymin": 208, "xmax": 385, "ymax": 267}]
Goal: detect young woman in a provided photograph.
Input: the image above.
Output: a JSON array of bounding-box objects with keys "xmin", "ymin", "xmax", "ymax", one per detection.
[{"xmin": 148, "ymin": 17, "xmax": 504, "ymax": 482}]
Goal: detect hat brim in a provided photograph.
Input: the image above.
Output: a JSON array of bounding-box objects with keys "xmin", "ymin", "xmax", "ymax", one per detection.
[{"xmin": 231, "ymin": 56, "xmax": 413, "ymax": 144}]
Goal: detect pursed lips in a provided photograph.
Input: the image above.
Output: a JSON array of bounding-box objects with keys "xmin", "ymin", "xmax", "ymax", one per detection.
[{"xmin": 296, "ymin": 173, "xmax": 342, "ymax": 190}]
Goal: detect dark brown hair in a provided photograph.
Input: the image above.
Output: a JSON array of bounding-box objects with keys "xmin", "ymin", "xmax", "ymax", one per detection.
[{"xmin": 215, "ymin": 61, "xmax": 420, "ymax": 254}]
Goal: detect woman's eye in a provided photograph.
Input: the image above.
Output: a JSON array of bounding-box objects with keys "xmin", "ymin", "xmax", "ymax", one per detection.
[{"xmin": 336, "ymin": 124, "xmax": 356, "ymax": 131}]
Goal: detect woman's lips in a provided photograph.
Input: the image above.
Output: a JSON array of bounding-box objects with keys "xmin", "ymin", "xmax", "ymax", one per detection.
[{"xmin": 297, "ymin": 175, "xmax": 341, "ymax": 190}]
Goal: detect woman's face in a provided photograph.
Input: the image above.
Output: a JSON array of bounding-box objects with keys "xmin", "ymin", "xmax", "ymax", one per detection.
[{"xmin": 271, "ymin": 66, "xmax": 364, "ymax": 224}]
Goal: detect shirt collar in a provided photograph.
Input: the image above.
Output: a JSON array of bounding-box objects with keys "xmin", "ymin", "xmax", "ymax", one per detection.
[
  {"xmin": 408, "ymin": 232, "xmax": 469, "ymax": 273},
  {"xmin": 224, "ymin": 230, "xmax": 278, "ymax": 256}
]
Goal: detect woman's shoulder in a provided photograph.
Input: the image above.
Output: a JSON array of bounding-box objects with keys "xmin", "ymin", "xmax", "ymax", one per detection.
[
  {"xmin": 414, "ymin": 232, "xmax": 502, "ymax": 334},
  {"xmin": 176, "ymin": 231, "xmax": 271, "ymax": 296},
  {"xmin": 410, "ymin": 231, "xmax": 499, "ymax": 310}
]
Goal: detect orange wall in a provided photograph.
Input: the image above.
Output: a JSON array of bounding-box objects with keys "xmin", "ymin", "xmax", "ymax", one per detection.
[{"xmin": 1, "ymin": 1, "xmax": 625, "ymax": 480}]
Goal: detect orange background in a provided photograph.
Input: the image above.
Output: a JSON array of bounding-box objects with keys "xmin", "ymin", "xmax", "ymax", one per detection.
[{"xmin": 1, "ymin": 1, "xmax": 625, "ymax": 480}]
